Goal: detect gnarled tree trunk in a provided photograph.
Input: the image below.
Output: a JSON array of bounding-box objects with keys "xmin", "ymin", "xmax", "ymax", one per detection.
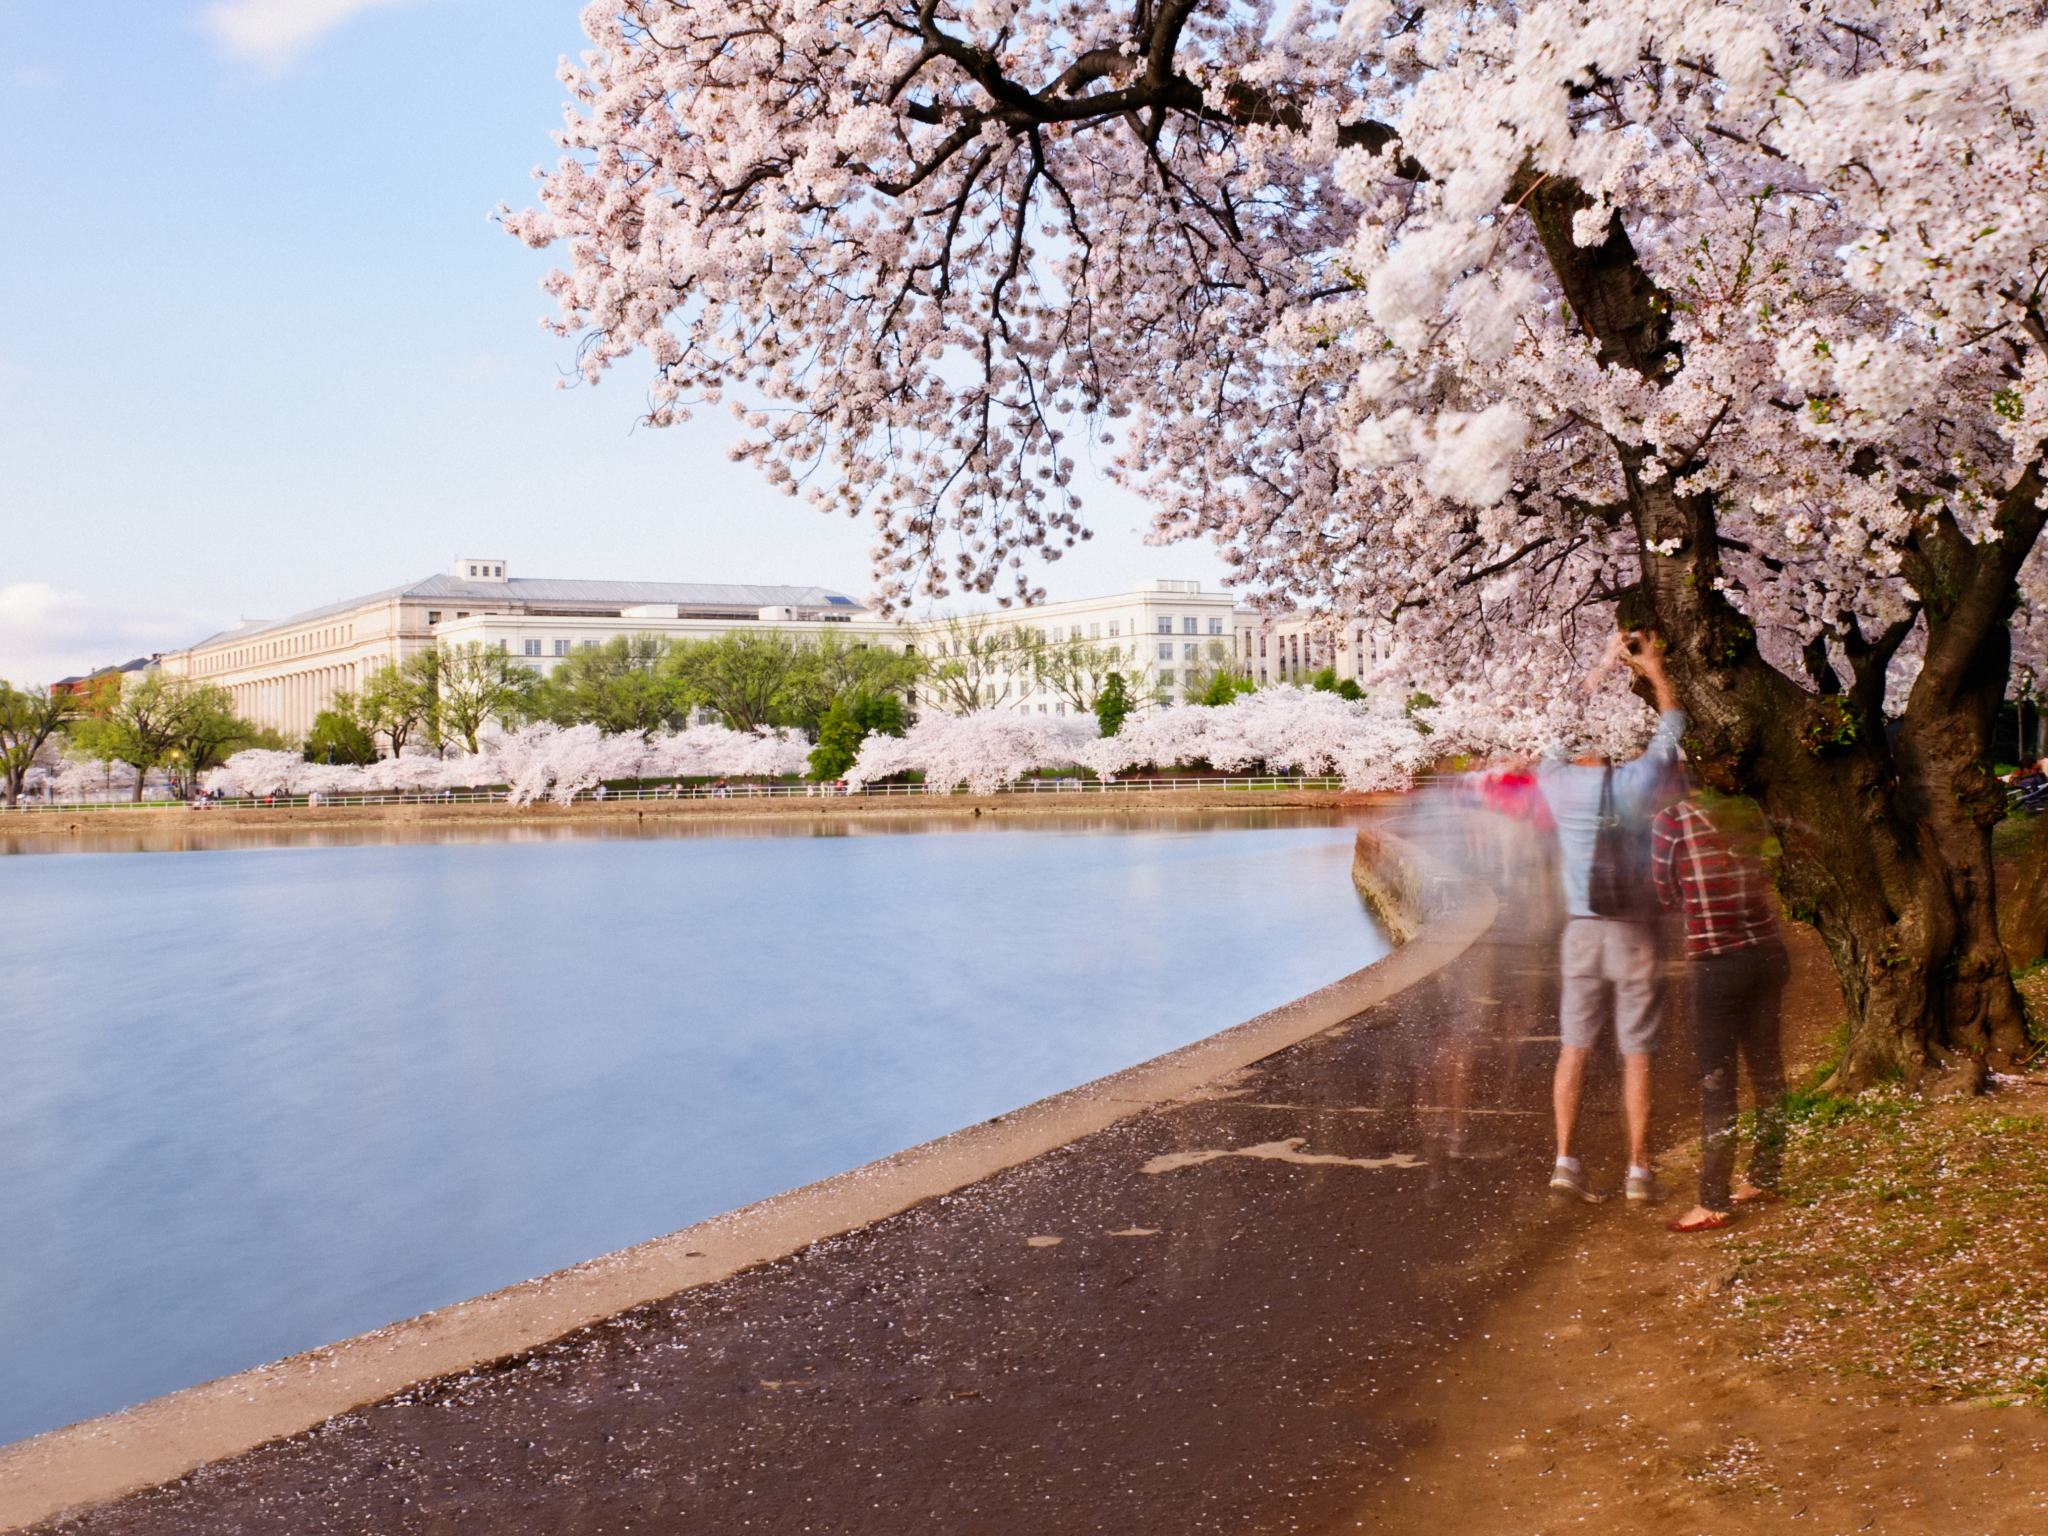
[
  {"xmin": 1625, "ymin": 450, "xmax": 2041, "ymax": 1087},
  {"xmin": 1525, "ymin": 182, "xmax": 2042, "ymax": 1089}
]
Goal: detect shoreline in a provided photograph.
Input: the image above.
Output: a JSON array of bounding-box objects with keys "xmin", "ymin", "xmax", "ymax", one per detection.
[{"xmin": 0, "ymin": 787, "xmax": 1392, "ymax": 840}]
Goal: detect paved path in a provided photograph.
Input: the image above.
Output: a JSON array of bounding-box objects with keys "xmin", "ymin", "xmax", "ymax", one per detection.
[{"xmin": 36, "ymin": 817, "xmax": 1699, "ymax": 1534}]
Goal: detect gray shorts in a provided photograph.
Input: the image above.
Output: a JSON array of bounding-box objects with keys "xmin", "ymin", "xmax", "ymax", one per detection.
[{"xmin": 1559, "ymin": 917, "xmax": 1662, "ymax": 1055}]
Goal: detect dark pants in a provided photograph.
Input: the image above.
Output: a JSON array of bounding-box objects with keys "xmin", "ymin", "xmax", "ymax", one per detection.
[{"xmin": 1688, "ymin": 941, "xmax": 1789, "ymax": 1211}]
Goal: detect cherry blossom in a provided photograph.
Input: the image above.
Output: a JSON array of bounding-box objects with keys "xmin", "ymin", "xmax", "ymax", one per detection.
[{"xmin": 505, "ymin": 0, "xmax": 2048, "ymax": 1074}]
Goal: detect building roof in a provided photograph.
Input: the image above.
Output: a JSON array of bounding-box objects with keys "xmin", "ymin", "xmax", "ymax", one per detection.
[
  {"xmin": 51, "ymin": 657, "xmax": 157, "ymax": 691},
  {"xmin": 179, "ymin": 575, "xmax": 865, "ymax": 652}
]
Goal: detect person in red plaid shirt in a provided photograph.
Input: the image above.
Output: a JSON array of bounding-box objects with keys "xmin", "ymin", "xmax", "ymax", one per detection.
[{"xmin": 1652, "ymin": 791, "xmax": 1790, "ymax": 1233}]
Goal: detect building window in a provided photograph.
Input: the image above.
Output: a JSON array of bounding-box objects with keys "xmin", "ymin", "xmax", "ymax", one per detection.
[
  {"xmin": 1160, "ymin": 670, "xmax": 1175, "ymax": 686},
  {"xmin": 1259, "ymin": 635, "xmax": 1267, "ymax": 657},
  {"xmin": 1089, "ymin": 623, "xmax": 1101, "ymax": 639},
  {"xmin": 581, "ymin": 639, "xmax": 598, "ymax": 649},
  {"xmin": 1157, "ymin": 617, "xmax": 1172, "ymax": 634},
  {"xmin": 1209, "ymin": 617, "xmax": 1223, "ymax": 635},
  {"xmin": 523, "ymin": 639, "xmax": 541, "ymax": 656},
  {"xmin": 553, "ymin": 639, "xmax": 569, "ymax": 656},
  {"xmin": 1108, "ymin": 621, "xmax": 1119, "ymax": 638},
  {"xmin": 1183, "ymin": 643, "xmax": 1196, "ymax": 660},
  {"xmin": 1158, "ymin": 642, "xmax": 1173, "ymax": 660},
  {"xmin": 469, "ymin": 565, "xmax": 477, "ymax": 576},
  {"xmin": 1183, "ymin": 617, "xmax": 1197, "ymax": 635},
  {"xmin": 427, "ymin": 611, "xmax": 441, "ymax": 624}
]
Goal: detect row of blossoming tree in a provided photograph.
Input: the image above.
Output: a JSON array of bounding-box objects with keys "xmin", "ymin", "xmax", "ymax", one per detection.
[{"xmin": 195, "ymin": 681, "xmax": 1659, "ymax": 804}]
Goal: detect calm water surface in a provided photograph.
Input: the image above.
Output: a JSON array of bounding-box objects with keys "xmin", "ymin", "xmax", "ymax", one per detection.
[{"xmin": 0, "ymin": 815, "xmax": 1382, "ymax": 1444}]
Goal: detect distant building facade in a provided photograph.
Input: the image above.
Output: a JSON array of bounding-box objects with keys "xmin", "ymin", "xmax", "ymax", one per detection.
[
  {"xmin": 155, "ymin": 560, "xmax": 1391, "ymax": 741},
  {"xmin": 916, "ymin": 581, "xmax": 1386, "ymax": 716},
  {"xmin": 156, "ymin": 559, "xmax": 875, "ymax": 739}
]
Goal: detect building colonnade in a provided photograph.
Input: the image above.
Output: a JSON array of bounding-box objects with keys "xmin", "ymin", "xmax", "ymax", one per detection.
[{"xmin": 227, "ymin": 663, "xmax": 360, "ymax": 742}]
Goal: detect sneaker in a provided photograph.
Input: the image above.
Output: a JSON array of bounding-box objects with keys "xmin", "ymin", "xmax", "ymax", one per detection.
[
  {"xmin": 1548, "ymin": 1164, "xmax": 1606, "ymax": 1204},
  {"xmin": 1625, "ymin": 1172, "xmax": 1669, "ymax": 1204}
]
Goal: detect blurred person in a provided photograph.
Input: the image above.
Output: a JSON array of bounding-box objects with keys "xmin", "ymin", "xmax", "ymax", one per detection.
[
  {"xmin": 1539, "ymin": 632, "xmax": 1686, "ymax": 1204},
  {"xmin": 1653, "ymin": 787, "xmax": 1789, "ymax": 1233}
]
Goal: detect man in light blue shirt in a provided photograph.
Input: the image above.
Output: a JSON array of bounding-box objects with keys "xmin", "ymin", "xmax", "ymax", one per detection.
[{"xmin": 1537, "ymin": 634, "xmax": 1686, "ymax": 1205}]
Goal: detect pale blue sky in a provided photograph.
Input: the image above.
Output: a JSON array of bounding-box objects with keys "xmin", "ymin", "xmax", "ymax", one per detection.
[{"xmin": 0, "ymin": 0, "xmax": 1227, "ymax": 683}]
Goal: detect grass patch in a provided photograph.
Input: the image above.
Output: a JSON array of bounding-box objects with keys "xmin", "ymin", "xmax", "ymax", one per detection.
[{"xmin": 1719, "ymin": 1083, "xmax": 2048, "ymax": 1407}]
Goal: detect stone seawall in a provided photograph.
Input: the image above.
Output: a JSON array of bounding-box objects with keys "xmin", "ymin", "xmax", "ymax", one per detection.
[
  {"xmin": 0, "ymin": 787, "xmax": 1392, "ymax": 838},
  {"xmin": 0, "ymin": 822, "xmax": 1489, "ymax": 1533}
]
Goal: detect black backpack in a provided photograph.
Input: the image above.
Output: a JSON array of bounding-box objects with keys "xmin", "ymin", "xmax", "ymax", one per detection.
[{"xmin": 1588, "ymin": 767, "xmax": 1657, "ymax": 919}]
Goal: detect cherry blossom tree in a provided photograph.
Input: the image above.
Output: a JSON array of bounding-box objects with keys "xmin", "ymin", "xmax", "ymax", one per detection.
[
  {"xmin": 511, "ymin": 0, "xmax": 2048, "ymax": 1082},
  {"xmin": 846, "ymin": 711, "xmax": 1097, "ymax": 793},
  {"xmin": 1083, "ymin": 683, "xmax": 1438, "ymax": 784}
]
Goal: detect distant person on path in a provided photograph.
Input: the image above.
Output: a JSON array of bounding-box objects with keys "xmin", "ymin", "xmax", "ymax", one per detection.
[
  {"xmin": 1653, "ymin": 788, "xmax": 1789, "ymax": 1233},
  {"xmin": 1538, "ymin": 632, "xmax": 1686, "ymax": 1205}
]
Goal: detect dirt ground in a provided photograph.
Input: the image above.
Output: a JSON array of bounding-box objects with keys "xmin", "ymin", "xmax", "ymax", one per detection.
[{"xmin": 1332, "ymin": 921, "xmax": 2048, "ymax": 1536}]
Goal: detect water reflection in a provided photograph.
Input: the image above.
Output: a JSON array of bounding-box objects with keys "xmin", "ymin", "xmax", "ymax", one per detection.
[{"xmin": 0, "ymin": 815, "xmax": 1382, "ymax": 1444}]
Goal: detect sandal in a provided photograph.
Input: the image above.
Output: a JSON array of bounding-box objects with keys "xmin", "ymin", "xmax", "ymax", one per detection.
[
  {"xmin": 1668, "ymin": 1209, "xmax": 1735, "ymax": 1233},
  {"xmin": 1732, "ymin": 1187, "xmax": 1782, "ymax": 1206}
]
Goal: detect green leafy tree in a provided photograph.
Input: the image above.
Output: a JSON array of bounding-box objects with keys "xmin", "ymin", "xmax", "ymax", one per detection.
[
  {"xmin": 1094, "ymin": 672, "xmax": 1134, "ymax": 737},
  {"xmin": 436, "ymin": 642, "xmax": 540, "ymax": 754},
  {"xmin": 535, "ymin": 633, "xmax": 691, "ymax": 734},
  {"xmin": 304, "ymin": 692, "xmax": 380, "ymax": 765},
  {"xmin": 1308, "ymin": 666, "xmax": 1364, "ymax": 701},
  {"xmin": 72, "ymin": 674, "xmax": 254, "ymax": 801},
  {"xmin": 666, "ymin": 630, "xmax": 806, "ymax": 732},
  {"xmin": 360, "ymin": 651, "xmax": 442, "ymax": 756},
  {"xmin": 175, "ymin": 690, "xmax": 270, "ymax": 777},
  {"xmin": 806, "ymin": 692, "xmax": 907, "ymax": 781},
  {"xmin": 0, "ymin": 681, "xmax": 79, "ymax": 806},
  {"xmin": 781, "ymin": 630, "xmax": 924, "ymax": 733},
  {"xmin": 807, "ymin": 699, "xmax": 866, "ymax": 781},
  {"xmin": 854, "ymin": 694, "xmax": 905, "ymax": 738}
]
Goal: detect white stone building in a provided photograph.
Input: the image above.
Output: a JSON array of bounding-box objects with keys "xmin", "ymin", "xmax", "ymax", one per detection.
[
  {"xmin": 157, "ymin": 559, "xmax": 878, "ymax": 739},
  {"xmin": 929, "ymin": 580, "xmax": 1386, "ymax": 714},
  {"xmin": 157, "ymin": 560, "xmax": 1392, "ymax": 740}
]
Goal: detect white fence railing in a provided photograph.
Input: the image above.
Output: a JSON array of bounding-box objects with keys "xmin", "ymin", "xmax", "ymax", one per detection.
[{"xmin": 3, "ymin": 775, "xmax": 1351, "ymax": 814}]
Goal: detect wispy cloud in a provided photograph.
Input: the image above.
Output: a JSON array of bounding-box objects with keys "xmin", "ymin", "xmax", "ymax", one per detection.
[
  {"xmin": 201, "ymin": 0, "xmax": 423, "ymax": 68},
  {"xmin": 0, "ymin": 584, "xmax": 218, "ymax": 688}
]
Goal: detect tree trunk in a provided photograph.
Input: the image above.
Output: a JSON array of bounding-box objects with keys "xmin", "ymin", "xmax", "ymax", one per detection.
[
  {"xmin": 1520, "ymin": 183, "xmax": 2043, "ymax": 1092},
  {"xmin": 1621, "ymin": 459, "xmax": 2034, "ymax": 1089}
]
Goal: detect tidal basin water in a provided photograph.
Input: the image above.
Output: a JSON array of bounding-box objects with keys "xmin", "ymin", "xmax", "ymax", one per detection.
[{"xmin": 0, "ymin": 814, "xmax": 1383, "ymax": 1445}]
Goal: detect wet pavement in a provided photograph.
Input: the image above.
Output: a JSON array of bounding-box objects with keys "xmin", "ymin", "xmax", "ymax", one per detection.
[{"xmin": 34, "ymin": 812, "xmax": 1704, "ymax": 1534}]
